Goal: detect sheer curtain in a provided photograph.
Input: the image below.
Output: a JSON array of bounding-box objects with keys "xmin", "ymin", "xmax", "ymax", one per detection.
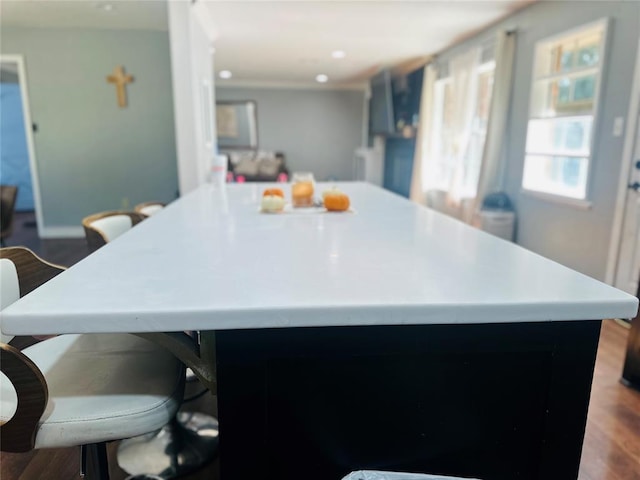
[
  {"xmin": 446, "ymin": 47, "xmax": 481, "ymax": 213},
  {"xmin": 415, "ymin": 48, "xmax": 482, "ymax": 221},
  {"xmin": 409, "ymin": 64, "xmax": 437, "ymax": 205},
  {"xmin": 410, "ymin": 30, "xmax": 516, "ymax": 224},
  {"xmin": 473, "ymin": 30, "xmax": 517, "ymax": 214}
]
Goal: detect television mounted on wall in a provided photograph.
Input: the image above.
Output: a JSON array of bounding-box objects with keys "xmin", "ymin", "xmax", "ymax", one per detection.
[{"xmin": 369, "ymin": 70, "xmax": 395, "ymax": 135}]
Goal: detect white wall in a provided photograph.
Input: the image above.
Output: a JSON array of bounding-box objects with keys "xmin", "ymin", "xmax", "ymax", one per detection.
[
  {"xmin": 216, "ymin": 86, "xmax": 366, "ymax": 181},
  {"xmin": 168, "ymin": 0, "xmax": 217, "ymax": 195},
  {"xmin": 1, "ymin": 27, "xmax": 179, "ymax": 236}
]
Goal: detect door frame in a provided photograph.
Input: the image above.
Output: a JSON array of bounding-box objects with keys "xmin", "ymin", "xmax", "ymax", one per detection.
[
  {"xmin": 0, "ymin": 54, "xmax": 44, "ymax": 238},
  {"xmin": 605, "ymin": 36, "xmax": 640, "ymax": 287}
]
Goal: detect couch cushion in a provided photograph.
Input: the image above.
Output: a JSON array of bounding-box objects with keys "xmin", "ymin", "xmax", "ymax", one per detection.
[
  {"xmin": 257, "ymin": 157, "xmax": 283, "ymax": 177},
  {"xmin": 234, "ymin": 158, "xmax": 260, "ymax": 176}
]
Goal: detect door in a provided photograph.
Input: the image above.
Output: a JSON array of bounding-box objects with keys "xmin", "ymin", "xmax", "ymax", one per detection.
[
  {"xmin": 614, "ymin": 109, "xmax": 640, "ymax": 295},
  {"xmin": 0, "ymin": 62, "xmax": 34, "ymax": 210},
  {"xmin": 0, "ymin": 55, "xmax": 42, "ymax": 237}
]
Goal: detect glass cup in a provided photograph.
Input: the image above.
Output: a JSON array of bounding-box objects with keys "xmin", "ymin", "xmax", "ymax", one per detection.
[{"xmin": 291, "ymin": 172, "xmax": 315, "ymax": 208}]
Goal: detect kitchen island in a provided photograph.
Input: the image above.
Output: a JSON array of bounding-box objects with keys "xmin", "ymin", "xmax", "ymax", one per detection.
[{"xmin": 2, "ymin": 183, "xmax": 637, "ymax": 479}]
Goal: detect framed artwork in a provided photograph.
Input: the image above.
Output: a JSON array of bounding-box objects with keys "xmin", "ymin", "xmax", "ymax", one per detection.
[{"xmin": 216, "ymin": 100, "xmax": 258, "ymax": 150}]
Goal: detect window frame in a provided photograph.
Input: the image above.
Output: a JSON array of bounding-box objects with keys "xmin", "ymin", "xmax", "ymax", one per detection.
[{"xmin": 521, "ymin": 18, "xmax": 610, "ymax": 207}]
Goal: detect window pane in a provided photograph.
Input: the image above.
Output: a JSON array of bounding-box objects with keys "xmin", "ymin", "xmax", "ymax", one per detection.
[
  {"xmin": 522, "ymin": 155, "xmax": 588, "ymax": 199},
  {"xmin": 560, "ymin": 49, "xmax": 574, "ymax": 72},
  {"xmin": 526, "ymin": 22, "xmax": 604, "ymax": 201},
  {"xmin": 576, "ymin": 45, "xmax": 599, "ymax": 67},
  {"xmin": 534, "ymin": 25, "xmax": 603, "ymax": 79},
  {"xmin": 573, "ymin": 75, "xmax": 596, "ymax": 101},
  {"xmin": 530, "ymin": 74, "xmax": 596, "ymax": 117},
  {"xmin": 526, "ymin": 116, "xmax": 592, "ymax": 156}
]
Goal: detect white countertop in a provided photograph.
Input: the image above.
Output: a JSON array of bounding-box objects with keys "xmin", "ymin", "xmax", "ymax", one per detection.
[{"xmin": 2, "ymin": 182, "xmax": 637, "ymax": 335}]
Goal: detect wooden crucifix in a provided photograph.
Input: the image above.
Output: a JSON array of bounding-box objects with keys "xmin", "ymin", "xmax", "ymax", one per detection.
[{"xmin": 106, "ymin": 66, "xmax": 134, "ymax": 108}]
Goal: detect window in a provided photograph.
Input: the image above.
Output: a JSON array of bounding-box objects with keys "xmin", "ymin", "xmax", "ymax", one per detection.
[
  {"xmin": 522, "ymin": 21, "xmax": 607, "ymax": 201},
  {"xmin": 430, "ymin": 59, "xmax": 495, "ymax": 198}
]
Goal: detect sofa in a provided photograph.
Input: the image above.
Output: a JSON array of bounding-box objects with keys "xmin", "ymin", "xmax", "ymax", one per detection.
[{"xmin": 225, "ymin": 151, "xmax": 289, "ymax": 182}]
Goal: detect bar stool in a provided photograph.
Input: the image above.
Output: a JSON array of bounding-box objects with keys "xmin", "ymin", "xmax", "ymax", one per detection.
[
  {"xmin": 0, "ymin": 185, "xmax": 18, "ymax": 246},
  {"xmin": 82, "ymin": 210, "xmax": 218, "ymax": 478},
  {"xmin": 0, "ymin": 247, "xmax": 185, "ymax": 480},
  {"xmin": 82, "ymin": 211, "xmax": 145, "ymax": 252},
  {"xmin": 134, "ymin": 202, "xmax": 166, "ymax": 218}
]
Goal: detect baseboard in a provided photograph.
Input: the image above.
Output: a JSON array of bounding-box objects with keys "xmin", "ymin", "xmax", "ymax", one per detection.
[
  {"xmin": 614, "ymin": 318, "xmax": 632, "ymax": 329},
  {"xmin": 40, "ymin": 226, "xmax": 84, "ymax": 239}
]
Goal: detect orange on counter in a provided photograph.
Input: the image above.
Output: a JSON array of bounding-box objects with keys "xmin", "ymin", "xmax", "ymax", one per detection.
[
  {"xmin": 263, "ymin": 188, "xmax": 285, "ymax": 198},
  {"xmin": 323, "ymin": 188, "xmax": 350, "ymax": 212}
]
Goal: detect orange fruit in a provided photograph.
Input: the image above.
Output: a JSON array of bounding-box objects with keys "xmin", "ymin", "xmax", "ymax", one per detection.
[
  {"xmin": 324, "ymin": 191, "xmax": 350, "ymax": 212},
  {"xmin": 263, "ymin": 188, "xmax": 284, "ymax": 198}
]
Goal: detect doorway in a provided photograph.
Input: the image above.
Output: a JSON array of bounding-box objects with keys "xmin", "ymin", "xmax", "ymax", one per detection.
[
  {"xmin": 0, "ymin": 55, "xmax": 43, "ymax": 237},
  {"xmin": 610, "ymin": 38, "xmax": 640, "ymax": 296}
]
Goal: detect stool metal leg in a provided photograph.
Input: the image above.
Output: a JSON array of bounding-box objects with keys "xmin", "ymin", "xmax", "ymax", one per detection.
[
  {"xmin": 116, "ymin": 410, "xmax": 218, "ymax": 479},
  {"xmin": 81, "ymin": 443, "xmax": 110, "ymax": 480}
]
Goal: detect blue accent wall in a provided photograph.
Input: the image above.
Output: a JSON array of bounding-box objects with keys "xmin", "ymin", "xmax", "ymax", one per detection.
[{"xmin": 383, "ymin": 138, "xmax": 415, "ymax": 198}]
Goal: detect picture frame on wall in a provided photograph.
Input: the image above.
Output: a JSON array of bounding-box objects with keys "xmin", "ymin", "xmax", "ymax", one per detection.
[{"xmin": 216, "ymin": 100, "xmax": 258, "ymax": 150}]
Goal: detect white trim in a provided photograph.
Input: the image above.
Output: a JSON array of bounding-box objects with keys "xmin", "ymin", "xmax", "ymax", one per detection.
[
  {"xmin": 191, "ymin": 1, "xmax": 219, "ymax": 43},
  {"xmin": 39, "ymin": 226, "xmax": 84, "ymax": 239},
  {"xmin": 0, "ymin": 54, "xmax": 44, "ymax": 238},
  {"xmin": 534, "ymin": 65, "xmax": 599, "ymax": 83},
  {"xmin": 605, "ymin": 35, "xmax": 640, "ymax": 285},
  {"xmin": 520, "ymin": 189, "xmax": 593, "ymax": 210},
  {"xmin": 533, "ymin": 17, "xmax": 609, "ymax": 47},
  {"xmin": 216, "ymin": 79, "xmax": 367, "ymax": 92}
]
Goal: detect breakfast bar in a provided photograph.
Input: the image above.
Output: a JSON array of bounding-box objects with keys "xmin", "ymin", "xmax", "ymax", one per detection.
[{"xmin": 2, "ymin": 182, "xmax": 637, "ymax": 480}]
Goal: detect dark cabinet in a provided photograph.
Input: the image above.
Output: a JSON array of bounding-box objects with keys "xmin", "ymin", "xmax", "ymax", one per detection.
[
  {"xmin": 383, "ymin": 138, "xmax": 415, "ymax": 198},
  {"xmin": 368, "ymin": 67, "xmax": 424, "ymax": 199}
]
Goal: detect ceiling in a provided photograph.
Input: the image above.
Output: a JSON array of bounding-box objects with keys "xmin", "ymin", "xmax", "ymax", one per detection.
[
  {"xmin": 0, "ymin": 0, "xmax": 534, "ymax": 86},
  {"xmin": 207, "ymin": 1, "xmax": 532, "ymax": 86},
  {"xmin": 0, "ymin": 0, "xmax": 168, "ymax": 31}
]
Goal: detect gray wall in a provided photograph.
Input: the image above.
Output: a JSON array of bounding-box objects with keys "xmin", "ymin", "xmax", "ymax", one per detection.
[
  {"xmin": 435, "ymin": 1, "xmax": 639, "ymax": 280},
  {"xmin": 216, "ymin": 86, "xmax": 366, "ymax": 181},
  {"xmin": 1, "ymin": 27, "xmax": 178, "ymax": 231}
]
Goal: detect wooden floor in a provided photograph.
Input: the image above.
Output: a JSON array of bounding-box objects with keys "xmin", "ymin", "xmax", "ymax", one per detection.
[
  {"xmin": 3, "ymin": 211, "xmax": 89, "ymax": 266},
  {"xmin": 1, "ymin": 214, "xmax": 640, "ymax": 479},
  {"xmin": 579, "ymin": 320, "xmax": 640, "ymax": 480}
]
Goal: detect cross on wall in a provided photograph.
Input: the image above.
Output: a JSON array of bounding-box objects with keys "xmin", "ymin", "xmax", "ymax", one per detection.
[{"xmin": 106, "ymin": 66, "xmax": 134, "ymax": 108}]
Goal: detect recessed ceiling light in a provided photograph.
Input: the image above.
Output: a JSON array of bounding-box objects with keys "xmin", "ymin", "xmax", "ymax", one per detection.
[
  {"xmin": 219, "ymin": 70, "xmax": 232, "ymax": 79},
  {"xmin": 331, "ymin": 50, "xmax": 346, "ymax": 59},
  {"xmin": 98, "ymin": 3, "xmax": 114, "ymax": 12},
  {"xmin": 316, "ymin": 74, "xmax": 329, "ymax": 83}
]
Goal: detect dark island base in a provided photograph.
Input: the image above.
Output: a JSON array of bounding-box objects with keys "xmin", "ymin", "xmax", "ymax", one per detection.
[{"xmin": 216, "ymin": 321, "xmax": 601, "ymax": 480}]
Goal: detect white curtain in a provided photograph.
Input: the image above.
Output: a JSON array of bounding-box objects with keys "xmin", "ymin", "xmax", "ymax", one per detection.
[
  {"xmin": 473, "ymin": 30, "xmax": 517, "ymax": 214},
  {"xmin": 409, "ymin": 64, "xmax": 437, "ymax": 205},
  {"xmin": 446, "ymin": 47, "xmax": 481, "ymax": 211},
  {"xmin": 413, "ymin": 48, "xmax": 481, "ymax": 221}
]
